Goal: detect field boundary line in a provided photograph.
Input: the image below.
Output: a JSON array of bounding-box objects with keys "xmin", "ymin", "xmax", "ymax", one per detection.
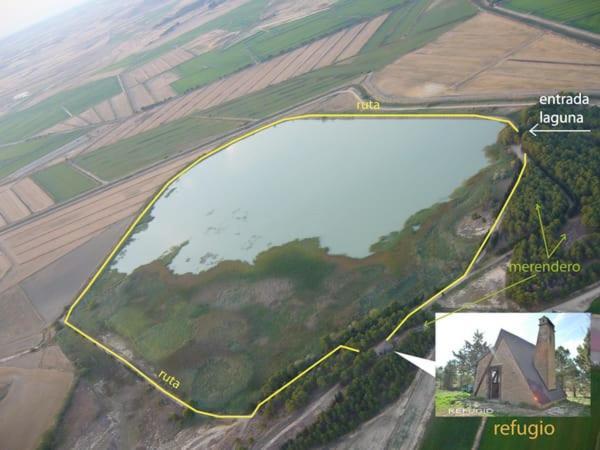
[{"xmin": 63, "ymin": 112, "xmax": 520, "ymax": 419}]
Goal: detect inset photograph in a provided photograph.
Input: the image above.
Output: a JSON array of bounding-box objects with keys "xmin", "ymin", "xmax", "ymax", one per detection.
[{"xmin": 435, "ymin": 312, "xmax": 591, "ymax": 417}]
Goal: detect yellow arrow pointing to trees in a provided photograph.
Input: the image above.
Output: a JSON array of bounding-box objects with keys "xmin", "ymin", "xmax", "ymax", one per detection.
[
  {"xmin": 423, "ymin": 274, "xmax": 537, "ymax": 327},
  {"xmin": 535, "ymin": 203, "xmax": 567, "ymax": 258},
  {"xmin": 548, "ymin": 233, "xmax": 567, "ymax": 258}
]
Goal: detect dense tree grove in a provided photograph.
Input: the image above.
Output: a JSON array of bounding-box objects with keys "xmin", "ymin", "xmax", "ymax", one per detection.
[
  {"xmin": 259, "ymin": 296, "xmax": 432, "ymax": 417},
  {"xmin": 500, "ymin": 100, "xmax": 600, "ymax": 304},
  {"xmin": 520, "ymin": 102, "xmax": 600, "ymax": 228},
  {"xmin": 282, "ymin": 329, "xmax": 433, "ymax": 450}
]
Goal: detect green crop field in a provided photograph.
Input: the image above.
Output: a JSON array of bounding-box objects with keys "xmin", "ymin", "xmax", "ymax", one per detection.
[
  {"xmin": 105, "ymin": 0, "xmax": 271, "ymax": 71},
  {"xmin": 420, "ymin": 417, "xmax": 481, "ymax": 450},
  {"xmin": 503, "ymin": 0, "xmax": 600, "ymax": 33},
  {"xmin": 31, "ymin": 162, "xmax": 100, "ymax": 203},
  {"xmin": 171, "ymin": 0, "xmax": 412, "ymax": 94},
  {"xmin": 206, "ymin": 0, "xmax": 475, "ymax": 119},
  {"xmin": 74, "ymin": 116, "xmax": 247, "ymax": 180},
  {"xmin": 0, "ymin": 131, "xmax": 85, "ymax": 180},
  {"xmin": 0, "ymin": 77, "xmax": 121, "ymax": 144}
]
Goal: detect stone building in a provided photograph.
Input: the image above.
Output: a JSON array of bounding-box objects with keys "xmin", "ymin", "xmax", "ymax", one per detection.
[{"xmin": 473, "ymin": 316, "xmax": 566, "ymax": 408}]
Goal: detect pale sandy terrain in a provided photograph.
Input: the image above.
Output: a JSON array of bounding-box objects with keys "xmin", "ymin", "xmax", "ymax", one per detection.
[
  {"xmin": 143, "ymin": 0, "xmax": 251, "ymax": 50},
  {"xmin": 122, "ymin": 48, "xmax": 193, "ymax": 90},
  {"xmin": 0, "ymin": 286, "xmax": 45, "ymax": 355},
  {"xmin": 110, "ymin": 91, "xmax": 134, "ymax": 118},
  {"xmin": 82, "ymin": 15, "xmax": 386, "ymax": 154},
  {"xmin": 300, "ymin": 90, "xmax": 359, "ymax": 113},
  {"xmin": 12, "ymin": 178, "xmax": 54, "ymax": 213},
  {"xmin": 336, "ymin": 13, "xmax": 389, "ymax": 62},
  {"xmin": 0, "ymin": 178, "xmax": 54, "ymax": 226},
  {"xmin": 0, "ymin": 1, "xmax": 184, "ymax": 114},
  {"xmin": 0, "ymin": 253, "xmax": 10, "ymax": 279},
  {"xmin": 0, "ymin": 366, "xmax": 74, "ymax": 450},
  {"xmin": 369, "ymin": 13, "xmax": 600, "ymax": 101},
  {"xmin": 94, "ymin": 99, "xmax": 116, "ymax": 122},
  {"xmin": 0, "ymin": 150, "xmax": 203, "ymax": 294},
  {"xmin": 439, "ymin": 263, "xmax": 522, "ymax": 311},
  {"xmin": 80, "ymin": 107, "xmax": 103, "ymax": 124},
  {"xmin": 147, "ymin": 72, "xmax": 179, "ymax": 102},
  {"xmin": 461, "ymin": 33, "xmax": 600, "ymax": 95},
  {"xmin": 129, "ymin": 83, "xmax": 156, "ymax": 111},
  {"xmin": 44, "ymin": 115, "xmax": 91, "ymax": 135},
  {"xmin": 184, "ymin": 29, "xmax": 237, "ymax": 55},
  {"xmin": 0, "ymin": 188, "xmax": 30, "ymax": 222},
  {"xmin": 257, "ymin": 0, "xmax": 337, "ymax": 30}
]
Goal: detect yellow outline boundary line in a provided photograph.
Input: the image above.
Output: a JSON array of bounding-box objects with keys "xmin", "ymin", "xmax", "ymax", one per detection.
[
  {"xmin": 423, "ymin": 273, "xmax": 537, "ymax": 327},
  {"xmin": 63, "ymin": 113, "xmax": 520, "ymax": 419},
  {"xmin": 385, "ymin": 152, "xmax": 528, "ymax": 341}
]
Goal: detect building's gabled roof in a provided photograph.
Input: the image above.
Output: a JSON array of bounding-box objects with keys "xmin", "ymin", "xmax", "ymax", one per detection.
[{"xmin": 496, "ymin": 329, "xmax": 565, "ymax": 405}]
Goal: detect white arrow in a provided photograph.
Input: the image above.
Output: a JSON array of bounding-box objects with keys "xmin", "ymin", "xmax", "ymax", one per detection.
[
  {"xmin": 395, "ymin": 352, "xmax": 436, "ymax": 377},
  {"xmin": 529, "ymin": 123, "xmax": 591, "ymax": 137}
]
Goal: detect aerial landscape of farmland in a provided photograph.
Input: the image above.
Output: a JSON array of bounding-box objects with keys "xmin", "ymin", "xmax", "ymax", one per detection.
[{"xmin": 0, "ymin": 0, "xmax": 598, "ymax": 449}]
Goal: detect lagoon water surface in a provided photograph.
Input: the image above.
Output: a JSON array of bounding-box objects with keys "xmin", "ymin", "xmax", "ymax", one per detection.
[{"xmin": 114, "ymin": 119, "xmax": 502, "ymax": 274}]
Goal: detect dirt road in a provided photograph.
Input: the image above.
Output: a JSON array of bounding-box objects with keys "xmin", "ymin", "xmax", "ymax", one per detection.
[
  {"xmin": 330, "ymin": 358, "xmax": 435, "ymax": 450},
  {"xmin": 545, "ymin": 281, "xmax": 600, "ymax": 312}
]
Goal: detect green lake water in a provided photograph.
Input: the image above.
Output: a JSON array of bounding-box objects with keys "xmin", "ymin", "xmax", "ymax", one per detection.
[{"xmin": 114, "ymin": 118, "xmax": 503, "ymax": 274}]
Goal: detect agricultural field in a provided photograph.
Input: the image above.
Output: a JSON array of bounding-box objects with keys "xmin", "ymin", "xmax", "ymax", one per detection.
[
  {"xmin": 206, "ymin": 5, "xmax": 475, "ymax": 119},
  {"xmin": 107, "ymin": 0, "xmax": 271, "ymax": 71},
  {"xmin": 171, "ymin": 0, "xmax": 409, "ymax": 93},
  {"xmin": 79, "ymin": 0, "xmax": 477, "ymax": 154},
  {"xmin": 369, "ymin": 12, "xmax": 600, "ymax": 101},
  {"xmin": 0, "ymin": 179, "xmax": 55, "ymax": 226},
  {"xmin": 0, "ymin": 131, "xmax": 85, "ymax": 180},
  {"xmin": 0, "ymin": 153, "xmax": 202, "ymax": 297},
  {"xmin": 31, "ymin": 163, "xmax": 100, "ymax": 203},
  {"xmin": 0, "ymin": 78, "xmax": 120, "ymax": 144},
  {"xmin": 420, "ymin": 417, "xmax": 481, "ymax": 450},
  {"xmin": 502, "ymin": 0, "xmax": 600, "ymax": 33},
  {"xmin": 86, "ymin": 15, "xmax": 384, "ymax": 153},
  {"xmin": 74, "ymin": 116, "xmax": 247, "ymax": 181}
]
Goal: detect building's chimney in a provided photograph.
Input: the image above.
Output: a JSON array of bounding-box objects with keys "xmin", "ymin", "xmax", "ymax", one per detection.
[{"xmin": 534, "ymin": 316, "xmax": 556, "ymax": 390}]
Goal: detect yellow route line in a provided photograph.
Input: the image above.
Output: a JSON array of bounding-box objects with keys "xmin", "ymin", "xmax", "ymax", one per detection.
[
  {"xmin": 424, "ymin": 273, "xmax": 537, "ymax": 327},
  {"xmin": 385, "ymin": 153, "xmax": 528, "ymax": 341},
  {"xmin": 63, "ymin": 113, "xmax": 520, "ymax": 419}
]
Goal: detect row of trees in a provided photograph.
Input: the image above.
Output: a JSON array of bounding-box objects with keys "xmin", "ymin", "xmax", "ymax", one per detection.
[
  {"xmin": 259, "ymin": 295, "xmax": 433, "ymax": 416},
  {"xmin": 498, "ymin": 100, "xmax": 600, "ymax": 305},
  {"xmin": 282, "ymin": 329, "xmax": 434, "ymax": 449}
]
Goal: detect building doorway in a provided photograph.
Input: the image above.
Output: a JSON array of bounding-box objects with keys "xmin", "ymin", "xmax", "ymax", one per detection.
[{"xmin": 489, "ymin": 366, "xmax": 501, "ymax": 399}]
